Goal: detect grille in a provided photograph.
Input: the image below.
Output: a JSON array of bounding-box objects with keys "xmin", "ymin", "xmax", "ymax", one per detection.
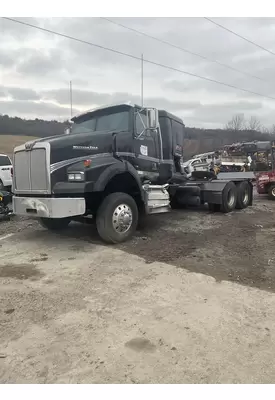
[{"xmin": 14, "ymin": 148, "xmax": 49, "ymax": 192}]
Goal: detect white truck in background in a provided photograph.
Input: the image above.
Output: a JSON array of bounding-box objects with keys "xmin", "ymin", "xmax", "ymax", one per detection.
[{"xmin": 0, "ymin": 154, "xmax": 13, "ymax": 191}]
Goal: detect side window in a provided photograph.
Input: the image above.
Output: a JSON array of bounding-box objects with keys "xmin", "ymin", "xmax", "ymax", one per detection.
[
  {"xmin": 171, "ymin": 120, "xmax": 184, "ymax": 140},
  {"xmin": 135, "ymin": 111, "xmax": 147, "ymax": 136},
  {"xmin": 171, "ymin": 119, "xmax": 184, "ymax": 155}
]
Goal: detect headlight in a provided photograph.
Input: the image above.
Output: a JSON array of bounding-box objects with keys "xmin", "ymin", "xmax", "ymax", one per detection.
[{"xmin": 68, "ymin": 172, "xmax": 84, "ymax": 181}]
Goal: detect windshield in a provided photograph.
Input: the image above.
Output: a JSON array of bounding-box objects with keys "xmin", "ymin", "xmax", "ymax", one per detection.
[
  {"xmin": 0, "ymin": 156, "xmax": 11, "ymax": 166},
  {"xmin": 71, "ymin": 110, "xmax": 129, "ymax": 134}
]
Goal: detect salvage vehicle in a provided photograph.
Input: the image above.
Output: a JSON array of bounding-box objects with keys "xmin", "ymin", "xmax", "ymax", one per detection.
[
  {"xmin": 255, "ymin": 141, "xmax": 275, "ymax": 200},
  {"xmin": 0, "ymin": 190, "xmax": 12, "ymax": 218},
  {"xmin": 12, "ymin": 102, "xmax": 253, "ymax": 243},
  {"xmin": 181, "ymin": 157, "xmax": 208, "ymax": 178}
]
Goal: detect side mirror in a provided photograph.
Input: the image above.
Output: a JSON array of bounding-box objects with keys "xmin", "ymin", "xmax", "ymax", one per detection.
[
  {"xmin": 64, "ymin": 127, "xmax": 71, "ymax": 135},
  {"xmin": 147, "ymin": 108, "xmax": 158, "ymax": 130}
]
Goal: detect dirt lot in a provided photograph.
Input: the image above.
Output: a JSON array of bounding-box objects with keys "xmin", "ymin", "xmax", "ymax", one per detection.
[{"xmin": 1, "ymin": 194, "xmax": 275, "ymax": 383}]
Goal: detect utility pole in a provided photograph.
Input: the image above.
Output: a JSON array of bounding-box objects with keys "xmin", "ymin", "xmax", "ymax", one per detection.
[
  {"xmin": 141, "ymin": 53, "xmax": 144, "ymax": 107},
  {"xmin": 69, "ymin": 80, "xmax": 73, "ymax": 119}
]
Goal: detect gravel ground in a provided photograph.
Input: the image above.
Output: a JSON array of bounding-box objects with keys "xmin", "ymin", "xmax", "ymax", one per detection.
[{"xmin": 1, "ymin": 194, "xmax": 275, "ymax": 383}]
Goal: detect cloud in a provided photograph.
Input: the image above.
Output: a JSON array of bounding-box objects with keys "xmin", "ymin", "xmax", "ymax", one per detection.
[
  {"xmin": 41, "ymin": 88, "xmax": 201, "ymax": 112},
  {"xmin": 189, "ymin": 100, "xmax": 266, "ymax": 126},
  {"xmin": 0, "ymin": 85, "xmax": 40, "ymax": 101},
  {"xmin": 0, "ymin": 49, "xmax": 15, "ymax": 68},
  {"xmin": 16, "ymin": 48, "xmax": 64, "ymax": 76},
  {"xmin": 0, "ymin": 99, "xmax": 78, "ymax": 119},
  {"xmin": 0, "ymin": 17, "xmax": 41, "ymax": 40},
  {"xmin": 1, "ymin": 17, "xmax": 275, "ymax": 127}
]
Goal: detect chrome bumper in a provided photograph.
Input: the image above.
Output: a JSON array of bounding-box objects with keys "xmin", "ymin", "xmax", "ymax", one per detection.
[{"xmin": 13, "ymin": 196, "xmax": 86, "ymax": 218}]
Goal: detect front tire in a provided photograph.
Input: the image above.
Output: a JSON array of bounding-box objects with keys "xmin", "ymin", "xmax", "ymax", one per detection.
[
  {"xmin": 39, "ymin": 217, "xmax": 71, "ymax": 231},
  {"xmin": 268, "ymin": 184, "xmax": 275, "ymax": 200},
  {"xmin": 96, "ymin": 192, "xmax": 138, "ymax": 244}
]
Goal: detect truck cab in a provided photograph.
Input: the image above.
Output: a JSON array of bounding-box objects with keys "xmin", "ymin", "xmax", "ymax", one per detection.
[{"xmin": 12, "ymin": 102, "xmax": 253, "ymax": 243}]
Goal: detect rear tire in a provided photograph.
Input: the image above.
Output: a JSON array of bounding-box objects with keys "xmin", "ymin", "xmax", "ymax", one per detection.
[
  {"xmin": 40, "ymin": 217, "xmax": 71, "ymax": 231},
  {"xmin": 221, "ymin": 182, "xmax": 237, "ymax": 213},
  {"xmin": 96, "ymin": 192, "xmax": 138, "ymax": 244},
  {"xmin": 236, "ymin": 181, "xmax": 251, "ymax": 209},
  {"xmin": 0, "ymin": 180, "xmax": 4, "ymax": 191},
  {"xmin": 268, "ymin": 184, "xmax": 275, "ymax": 201}
]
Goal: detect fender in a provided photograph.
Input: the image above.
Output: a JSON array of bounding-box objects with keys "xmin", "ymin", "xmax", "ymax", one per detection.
[
  {"xmin": 201, "ymin": 180, "xmax": 230, "ymax": 204},
  {"xmin": 94, "ymin": 160, "xmax": 144, "ymax": 199},
  {"xmin": 52, "ymin": 155, "xmax": 144, "ymax": 199}
]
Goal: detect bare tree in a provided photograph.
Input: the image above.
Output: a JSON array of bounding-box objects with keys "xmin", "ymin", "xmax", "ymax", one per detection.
[
  {"xmin": 261, "ymin": 126, "xmax": 271, "ymax": 134},
  {"xmin": 246, "ymin": 116, "xmax": 261, "ymax": 132},
  {"xmin": 225, "ymin": 114, "xmax": 245, "ymax": 131},
  {"xmin": 270, "ymin": 124, "xmax": 275, "ymax": 135}
]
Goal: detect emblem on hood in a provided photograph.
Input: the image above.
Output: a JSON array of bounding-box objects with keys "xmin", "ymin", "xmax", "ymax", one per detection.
[
  {"xmin": 25, "ymin": 141, "xmax": 35, "ymax": 150},
  {"xmin": 73, "ymin": 145, "xmax": 98, "ymax": 150}
]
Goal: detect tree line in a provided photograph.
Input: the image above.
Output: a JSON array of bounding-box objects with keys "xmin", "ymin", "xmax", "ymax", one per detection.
[
  {"xmin": 0, "ymin": 114, "xmax": 67, "ymax": 137},
  {"xmin": 0, "ymin": 113, "xmax": 274, "ymax": 153}
]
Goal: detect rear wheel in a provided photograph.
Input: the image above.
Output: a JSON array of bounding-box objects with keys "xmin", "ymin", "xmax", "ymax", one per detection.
[
  {"xmin": 96, "ymin": 192, "xmax": 138, "ymax": 244},
  {"xmin": 221, "ymin": 182, "xmax": 237, "ymax": 213},
  {"xmin": 268, "ymin": 184, "xmax": 275, "ymax": 200},
  {"xmin": 236, "ymin": 181, "xmax": 251, "ymax": 209},
  {"xmin": 40, "ymin": 217, "xmax": 71, "ymax": 231},
  {"xmin": 0, "ymin": 180, "xmax": 4, "ymax": 191}
]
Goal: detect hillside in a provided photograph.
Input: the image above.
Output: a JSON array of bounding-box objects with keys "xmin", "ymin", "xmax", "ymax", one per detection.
[
  {"xmin": 0, "ymin": 135, "xmax": 38, "ymax": 157},
  {"xmin": 1, "ymin": 114, "xmax": 274, "ymax": 159},
  {"xmin": 184, "ymin": 127, "xmax": 274, "ymax": 158}
]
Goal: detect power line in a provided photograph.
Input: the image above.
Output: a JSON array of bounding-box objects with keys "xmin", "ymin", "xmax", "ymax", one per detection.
[
  {"xmin": 101, "ymin": 17, "xmax": 266, "ymax": 82},
  {"xmin": 204, "ymin": 17, "xmax": 275, "ymax": 57},
  {"xmin": 2, "ymin": 17, "xmax": 275, "ymax": 102}
]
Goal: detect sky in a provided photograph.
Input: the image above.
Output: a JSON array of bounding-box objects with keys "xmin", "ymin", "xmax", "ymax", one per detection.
[{"xmin": 1, "ymin": 17, "xmax": 275, "ymax": 128}]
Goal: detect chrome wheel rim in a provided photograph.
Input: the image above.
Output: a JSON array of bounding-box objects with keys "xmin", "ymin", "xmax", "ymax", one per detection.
[
  {"xmin": 228, "ymin": 190, "xmax": 235, "ymax": 207},
  {"xmin": 272, "ymin": 188, "xmax": 275, "ymax": 197},
  {"xmin": 112, "ymin": 204, "xmax": 133, "ymax": 233},
  {"xmin": 243, "ymin": 188, "xmax": 249, "ymax": 204}
]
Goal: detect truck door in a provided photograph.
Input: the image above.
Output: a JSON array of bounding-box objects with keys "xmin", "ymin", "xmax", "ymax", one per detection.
[{"xmin": 133, "ymin": 109, "xmax": 160, "ymax": 178}]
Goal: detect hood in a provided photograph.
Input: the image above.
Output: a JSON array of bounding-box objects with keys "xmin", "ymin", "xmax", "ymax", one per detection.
[{"xmin": 31, "ymin": 130, "xmax": 115, "ymax": 164}]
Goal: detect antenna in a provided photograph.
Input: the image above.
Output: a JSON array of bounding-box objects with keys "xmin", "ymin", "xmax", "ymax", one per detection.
[
  {"xmin": 141, "ymin": 53, "xmax": 144, "ymax": 107},
  {"xmin": 69, "ymin": 80, "xmax": 73, "ymax": 118}
]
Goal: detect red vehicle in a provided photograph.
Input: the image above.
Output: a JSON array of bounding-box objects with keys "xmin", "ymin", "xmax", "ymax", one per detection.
[
  {"xmin": 256, "ymin": 171, "xmax": 275, "ymax": 199},
  {"xmin": 255, "ymin": 141, "xmax": 275, "ymax": 200}
]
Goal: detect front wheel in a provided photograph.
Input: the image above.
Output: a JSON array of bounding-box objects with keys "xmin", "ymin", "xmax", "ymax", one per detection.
[
  {"xmin": 39, "ymin": 217, "xmax": 71, "ymax": 231},
  {"xmin": 96, "ymin": 192, "xmax": 138, "ymax": 244},
  {"xmin": 268, "ymin": 184, "xmax": 275, "ymax": 200}
]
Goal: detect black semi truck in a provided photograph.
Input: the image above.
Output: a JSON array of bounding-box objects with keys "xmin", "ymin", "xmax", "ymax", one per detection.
[{"xmin": 12, "ymin": 102, "xmax": 253, "ymax": 243}]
